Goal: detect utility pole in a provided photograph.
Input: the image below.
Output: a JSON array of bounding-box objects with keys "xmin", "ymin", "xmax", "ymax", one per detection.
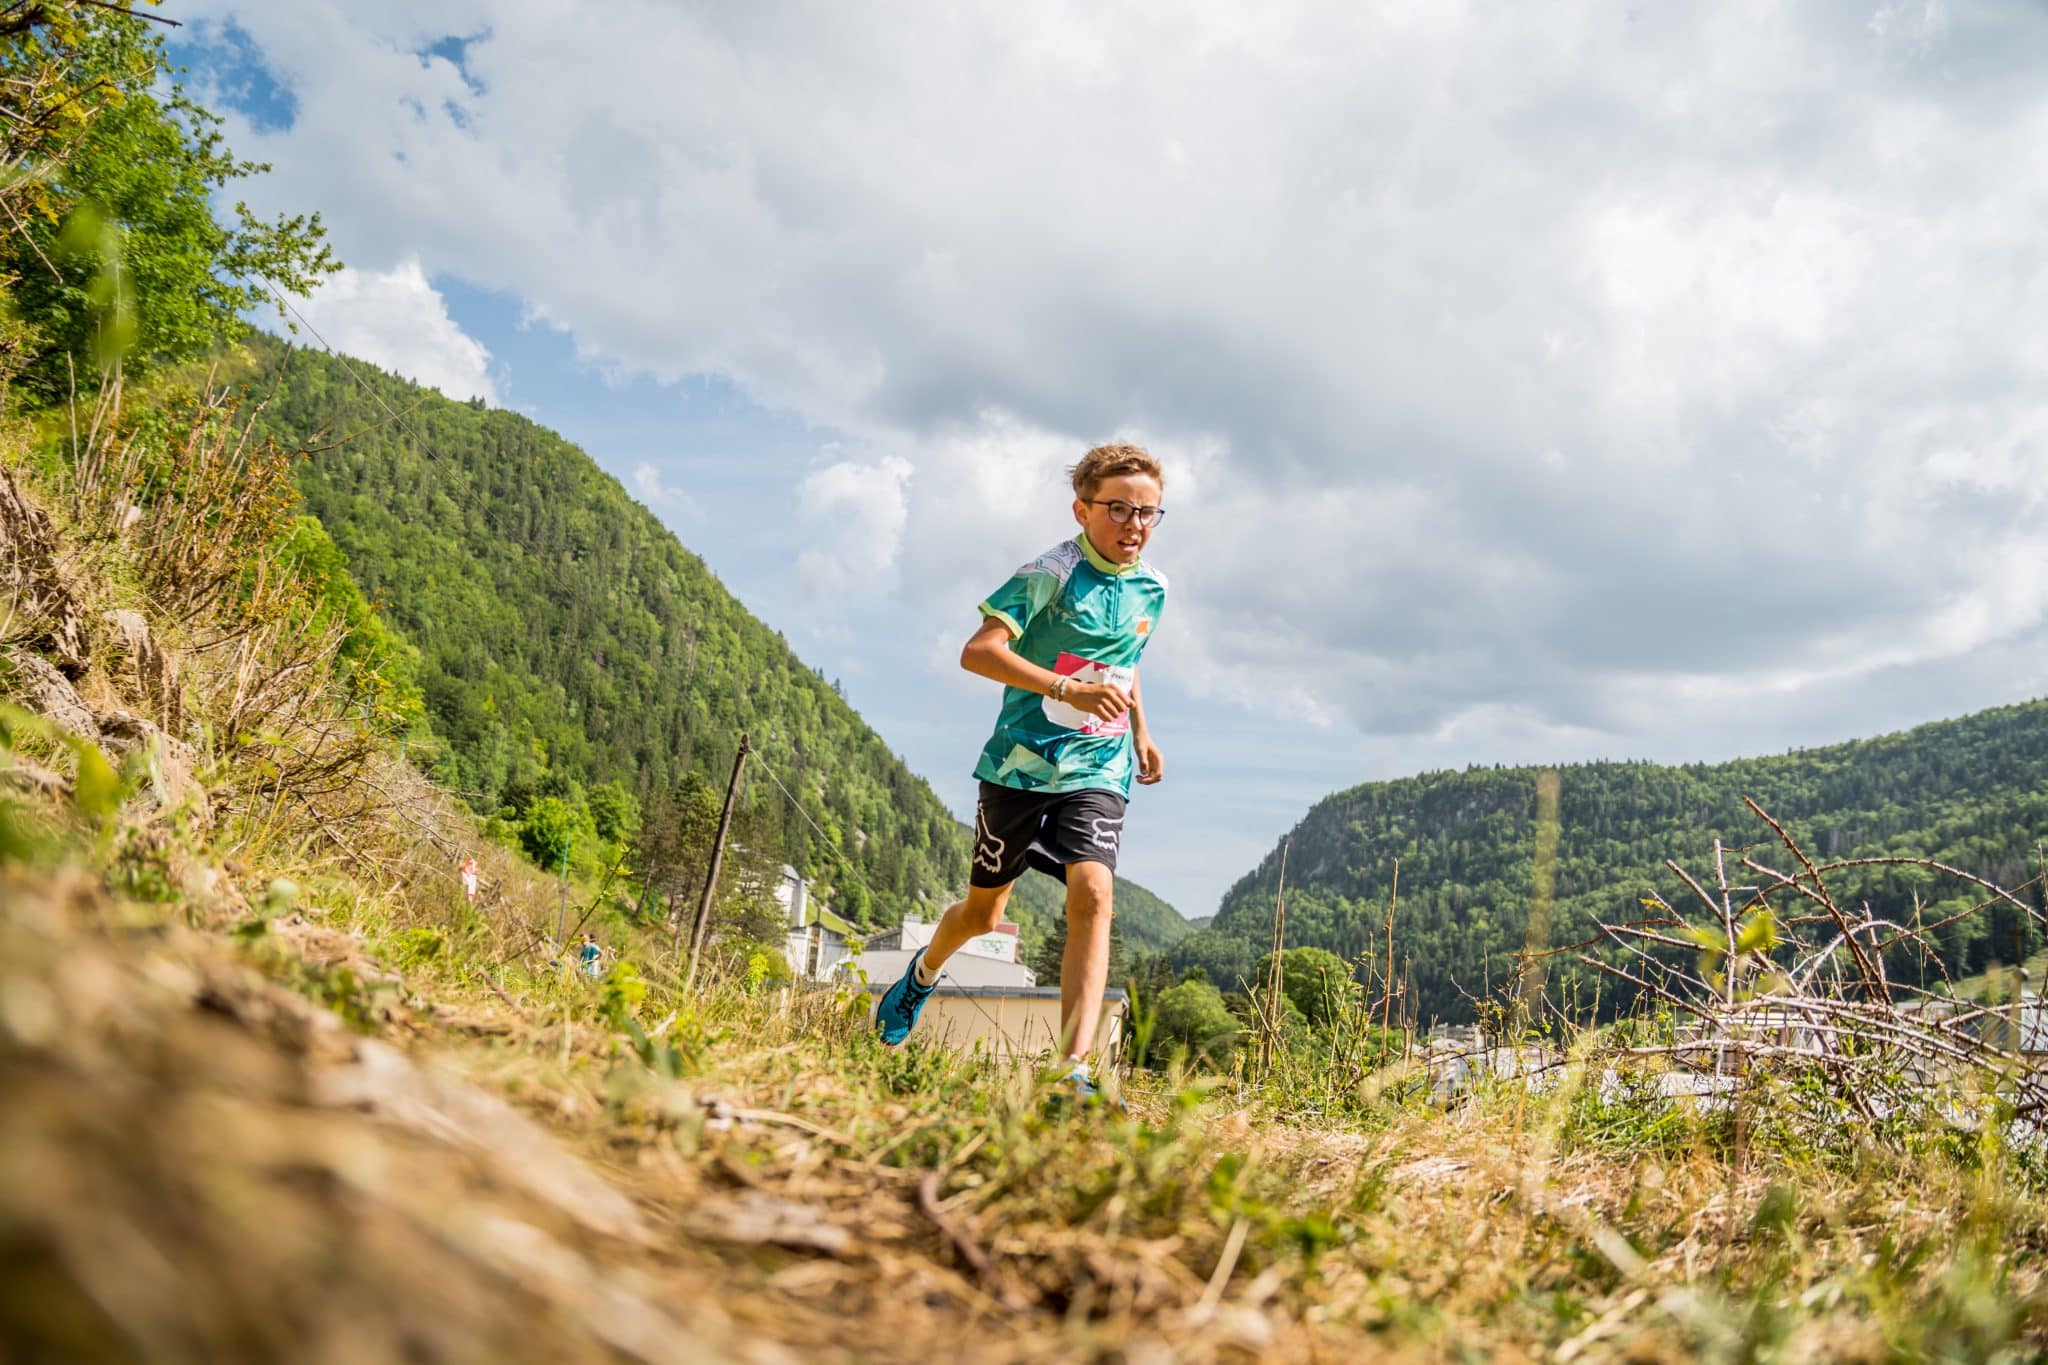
[
  {"xmin": 1381, "ymin": 859, "xmax": 1399, "ymax": 1045},
  {"xmin": 1259, "ymin": 838, "xmax": 1290, "ymax": 1075},
  {"xmin": 555, "ymin": 835, "xmax": 572, "ymax": 944},
  {"xmin": 684, "ymin": 732, "xmax": 751, "ymax": 993}
]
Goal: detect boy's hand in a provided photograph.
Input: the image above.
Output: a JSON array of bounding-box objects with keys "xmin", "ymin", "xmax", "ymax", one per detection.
[
  {"xmin": 1066, "ymin": 680, "xmax": 1132, "ymax": 723},
  {"xmin": 1135, "ymin": 737, "xmax": 1164, "ymax": 785}
]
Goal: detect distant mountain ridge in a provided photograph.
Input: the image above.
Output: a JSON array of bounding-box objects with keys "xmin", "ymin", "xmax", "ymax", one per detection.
[
  {"xmin": 242, "ymin": 337, "xmax": 1190, "ymax": 951},
  {"xmin": 1174, "ymin": 701, "xmax": 2048, "ymax": 1020}
]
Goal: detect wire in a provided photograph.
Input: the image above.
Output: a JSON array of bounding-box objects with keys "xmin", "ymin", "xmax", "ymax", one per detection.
[
  {"xmin": 753, "ymin": 753, "xmax": 1050, "ymax": 1037},
  {"xmin": 266, "ymin": 280, "xmax": 1022, "ymax": 1020},
  {"xmin": 752, "ymin": 751, "xmax": 889, "ymax": 898}
]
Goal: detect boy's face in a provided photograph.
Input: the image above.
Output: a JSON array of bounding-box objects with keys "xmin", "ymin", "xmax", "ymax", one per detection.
[{"xmin": 1072, "ymin": 472, "xmax": 1163, "ymax": 565}]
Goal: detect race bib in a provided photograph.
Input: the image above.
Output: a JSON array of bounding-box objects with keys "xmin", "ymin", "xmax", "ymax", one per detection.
[{"xmin": 1042, "ymin": 652, "xmax": 1134, "ymax": 735}]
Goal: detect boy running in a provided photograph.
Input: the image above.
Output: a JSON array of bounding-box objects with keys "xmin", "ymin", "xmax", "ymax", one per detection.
[{"xmin": 875, "ymin": 443, "xmax": 1169, "ymax": 1099}]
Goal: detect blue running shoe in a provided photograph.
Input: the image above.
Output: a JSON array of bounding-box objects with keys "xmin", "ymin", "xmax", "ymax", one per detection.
[
  {"xmin": 1051, "ymin": 1061, "xmax": 1126, "ymax": 1112},
  {"xmin": 875, "ymin": 955, "xmax": 936, "ymax": 1045}
]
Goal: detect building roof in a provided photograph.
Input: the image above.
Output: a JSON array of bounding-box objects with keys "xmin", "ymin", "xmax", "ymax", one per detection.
[
  {"xmin": 790, "ymin": 899, "xmax": 859, "ymax": 937},
  {"xmin": 849, "ymin": 947, "xmax": 1035, "ymax": 990},
  {"xmin": 861, "ymin": 981, "xmax": 1130, "ymax": 1002}
]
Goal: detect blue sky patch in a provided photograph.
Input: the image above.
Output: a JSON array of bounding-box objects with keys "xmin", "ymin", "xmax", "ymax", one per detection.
[
  {"xmin": 167, "ymin": 21, "xmax": 296, "ymax": 133},
  {"xmin": 422, "ymin": 32, "xmax": 489, "ymax": 97}
]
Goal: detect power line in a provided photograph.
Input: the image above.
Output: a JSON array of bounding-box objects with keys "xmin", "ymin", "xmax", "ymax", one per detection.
[
  {"xmin": 755, "ymin": 751, "xmax": 1056, "ymax": 1045},
  {"xmin": 753, "ymin": 751, "xmax": 882, "ymax": 896},
  {"xmin": 265, "ymin": 281, "xmax": 978, "ymax": 973}
]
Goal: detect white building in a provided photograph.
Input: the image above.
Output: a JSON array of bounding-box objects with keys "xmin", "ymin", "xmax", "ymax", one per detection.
[
  {"xmin": 864, "ymin": 982, "xmax": 1130, "ymax": 1063},
  {"xmin": 847, "ymin": 915, "xmax": 1128, "ymax": 1060},
  {"xmin": 775, "ymin": 865, "xmax": 857, "ymax": 981},
  {"xmin": 850, "ymin": 913, "xmax": 1035, "ymax": 990}
]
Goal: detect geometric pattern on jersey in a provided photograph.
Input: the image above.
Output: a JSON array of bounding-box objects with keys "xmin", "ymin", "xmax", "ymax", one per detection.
[{"xmin": 972, "ymin": 533, "xmax": 1167, "ymax": 797}]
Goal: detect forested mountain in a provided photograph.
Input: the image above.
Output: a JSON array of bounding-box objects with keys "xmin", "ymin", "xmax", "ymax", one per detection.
[
  {"xmin": 240, "ymin": 338, "xmax": 1189, "ymax": 947},
  {"xmin": 1175, "ymin": 702, "xmax": 2048, "ymax": 1021},
  {"xmin": 1007, "ymin": 862, "xmax": 1187, "ymax": 962}
]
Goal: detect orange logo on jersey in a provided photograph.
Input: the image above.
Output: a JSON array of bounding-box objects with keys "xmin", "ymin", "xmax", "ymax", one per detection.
[{"xmin": 1134, "ymin": 616, "xmax": 1152, "ymax": 636}]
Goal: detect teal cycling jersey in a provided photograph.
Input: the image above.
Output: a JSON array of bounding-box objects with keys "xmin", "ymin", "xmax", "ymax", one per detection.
[{"xmin": 972, "ymin": 533, "xmax": 1168, "ymax": 796}]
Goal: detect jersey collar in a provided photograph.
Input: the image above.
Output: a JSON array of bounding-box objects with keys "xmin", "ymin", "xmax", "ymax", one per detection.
[{"xmin": 1076, "ymin": 532, "xmax": 1143, "ymax": 575}]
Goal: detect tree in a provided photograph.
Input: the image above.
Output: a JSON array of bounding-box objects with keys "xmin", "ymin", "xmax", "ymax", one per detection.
[
  {"xmin": 1028, "ymin": 903, "xmax": 1126, "ymax": 988},
  {"xmin": 519, "ymin": 795, "xmax": 583, "ymax": 873},
  {"xmin": 0, "ymin": 4, "xmax": 338, "ymax": 396},
  {"xmin": 1253, "ymin": 946, "xmax": 1357, "ymax": 1030},
  {"xmin": 633, "ymin": 775, "xmax": 720, "ymax": 926},
  {"xmin": 586, "ymin": 780, "xmax": 638, "ymax": 845},
  {"xmin": 1167, "ymin": 929, "xmax": 1257, "ymax": 994},
  {"xmin": 279, "ymin": 517, "xmax": 425, "ymax": 736},
  {"xmin": 1150, "ymin": 977, "xmax": 1242, "ymax": 1065},
  {"xmin": 630, "ymin": 776, "xmax": 785, "ymax": 955}
]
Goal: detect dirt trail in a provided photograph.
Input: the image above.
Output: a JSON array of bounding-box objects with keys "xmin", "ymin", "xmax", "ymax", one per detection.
[{"xmin": 0, "ymin": 865, "xmax": 1326, "ymax": 1364}]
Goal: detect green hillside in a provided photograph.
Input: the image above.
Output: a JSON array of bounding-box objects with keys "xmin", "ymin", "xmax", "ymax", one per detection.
[
  {"xmin": 1006, "ymin": 862, "xmax": 1189, "ymax": 960},
  {"xmin": 243, "ymin": 339, "xmax": 1188, "ymax": 948},
  {"xmin": 1176, "ymin": 702, "xmax": 2048, "ymax": 1020}
]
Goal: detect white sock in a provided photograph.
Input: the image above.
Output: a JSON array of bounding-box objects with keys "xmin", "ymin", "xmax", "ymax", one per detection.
[
  {"xmin": 912, "ymin": 950, "xmax": 939, "ymax": 988},
  {"xmin": 1066, "ymin": 1058, "xmax": 1091, "ymax": 1079}
]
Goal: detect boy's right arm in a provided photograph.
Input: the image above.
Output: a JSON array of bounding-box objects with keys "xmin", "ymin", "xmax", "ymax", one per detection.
[{"xmin": 960, "ymin": 618, "xmax": 1130, "ymax": 723}]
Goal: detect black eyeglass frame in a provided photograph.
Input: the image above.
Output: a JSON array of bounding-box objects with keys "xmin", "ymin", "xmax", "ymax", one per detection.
[{"xmin": 1080, "ymin": 498, "xmax": 1167, "ymax": 528}]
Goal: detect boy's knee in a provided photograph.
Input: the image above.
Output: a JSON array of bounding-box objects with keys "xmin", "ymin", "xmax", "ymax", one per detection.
[
  {"xmin": 962, "ymin": 886, "xmax": 1010, "ymax": 933},
  {"xmin": 1067, "ymin": 862, "xmax": 1115, "ymax": 915}
]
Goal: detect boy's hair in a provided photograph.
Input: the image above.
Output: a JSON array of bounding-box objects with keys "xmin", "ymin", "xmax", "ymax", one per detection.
[{"xmin": 1068, "ymin": 442, "xmax": 1164, "ymax": 498}]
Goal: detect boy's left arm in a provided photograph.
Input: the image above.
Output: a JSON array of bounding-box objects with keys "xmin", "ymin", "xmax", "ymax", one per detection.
[{"xmin": 1131, "ymin": 668, "xmax": 1163, "ymax": 785}]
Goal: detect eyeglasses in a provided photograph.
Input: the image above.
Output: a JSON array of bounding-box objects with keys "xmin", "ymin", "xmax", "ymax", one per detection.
[{"xmin": 1081, "ymin": 498, "xmax": 1167, "ymax": 528}]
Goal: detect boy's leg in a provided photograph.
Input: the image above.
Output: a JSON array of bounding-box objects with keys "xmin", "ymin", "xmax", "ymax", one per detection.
[
  {"xmin": 875, "ymin": 883, "xmax": 1012, "ymax": 1045},
  {"xmin": 920, "ymin": 882, "xmax": 1014, "ymax": 976},
  {"xmin": 877, "ymin": 892, "xmax": 1011, "ymax": 1046},
  {"xmin": 876, "ymin": 786, "xmax": 1038, "ymax": 1045},
  {"xmin": 1058, "ymin": 860, "xmax": 1115, "ymax": 1061}
]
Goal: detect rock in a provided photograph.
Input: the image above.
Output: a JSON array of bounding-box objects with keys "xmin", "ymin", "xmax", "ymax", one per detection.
[
  {"xmin": 0, "ymin": 465, "xmax": 89, "ymax": 675},
  {"xmin": 683, "ymin": 1190, "xmax": 854, "ymax": 1257},
  {"xmin": 101, "ymin": 608, "xmax": 182, "ymax": 726},
  {"xmin": 95, "ymin": 708, "xmax": 210, "ymax": 833},
  {"xmin": 1, "ymin": 648, "xmax": 100, "ymax": 742},
  {"xmin": 0, "ymin": 754, "xmax": 66, "ymax": 798},
  {"xmin": 313, "ymin": 1038, "xmax": 649, "ymax": 1244}
]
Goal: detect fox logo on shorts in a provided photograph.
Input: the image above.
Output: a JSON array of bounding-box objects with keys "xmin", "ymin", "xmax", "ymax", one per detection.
[
  {"xmin": 1085, "ymin": 813, "xmax": 1123, "ymax": 854},
  {"xmin": 973, "ymin": 804, "xmax": 1008, "ymax": 875}
]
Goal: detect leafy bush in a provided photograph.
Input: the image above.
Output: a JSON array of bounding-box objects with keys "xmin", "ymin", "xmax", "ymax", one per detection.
[{"xmin": 1151, "ymin": 976, "xmax": 1242, "ymax": 1064}]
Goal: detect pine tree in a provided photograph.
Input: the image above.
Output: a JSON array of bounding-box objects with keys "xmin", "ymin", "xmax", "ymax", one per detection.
[{"xmin": 1028, "ymin": 906, "xmax": 1127, "ymax": 988}]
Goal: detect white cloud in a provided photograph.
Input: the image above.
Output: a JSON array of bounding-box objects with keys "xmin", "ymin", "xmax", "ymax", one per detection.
[
  {"xmin": 285, "ymin": 258, "xmax": 496, "ymax": 404},
  {"xmin": 628, "ymin": 461, "xmax": 698, "ymax": 517},
  {"xmin": 181, "ymin": 1, "xmax": 2048, "ymax": 767},
  {"xmin": 795, "ymin": 455, "xmax": 914, "ymax": 597}
]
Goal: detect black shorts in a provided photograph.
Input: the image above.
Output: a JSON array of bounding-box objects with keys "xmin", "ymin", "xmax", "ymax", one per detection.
[{"xmin": 969, "ymin": 781, "xmax": 1127, "ymax": 888}]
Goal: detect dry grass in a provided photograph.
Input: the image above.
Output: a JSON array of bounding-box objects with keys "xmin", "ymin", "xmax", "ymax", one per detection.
[
  {"xmin": 5, "ymin": 375, "xmax": 2047, "ymax": 1363},
  {"xmin": 6, "ymin": 808, "xmax": 2046, "ymax": 1363}
]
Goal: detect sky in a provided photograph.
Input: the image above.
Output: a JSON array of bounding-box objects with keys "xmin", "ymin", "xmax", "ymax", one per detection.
[{"xmin": 166, "ymin": 2, "xmax": 2048, "ymax": 920}]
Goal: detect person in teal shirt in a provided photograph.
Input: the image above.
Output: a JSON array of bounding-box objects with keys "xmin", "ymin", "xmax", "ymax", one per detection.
[{"xmin": 875, "ymin": 443, "xmax": 1169, "ymax": 1102}]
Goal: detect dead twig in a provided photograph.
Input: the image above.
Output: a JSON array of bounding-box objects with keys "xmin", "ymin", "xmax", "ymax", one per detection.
[{"xmin": 918, "ymin": 1169, "xmax": 1034, "ymax": 1311}]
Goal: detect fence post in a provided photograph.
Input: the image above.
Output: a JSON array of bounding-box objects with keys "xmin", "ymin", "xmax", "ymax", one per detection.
[
  {"xmin": 555, "ymin": 836, "xmax": 572, "ymax": 944},
  {"xmin": 1258, "ymin": 839, "xmax": 1291, "ymax": 1077},
  {"xmin": 684, "ymin": 732, "xmax": 751, "ymax": 993}
]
